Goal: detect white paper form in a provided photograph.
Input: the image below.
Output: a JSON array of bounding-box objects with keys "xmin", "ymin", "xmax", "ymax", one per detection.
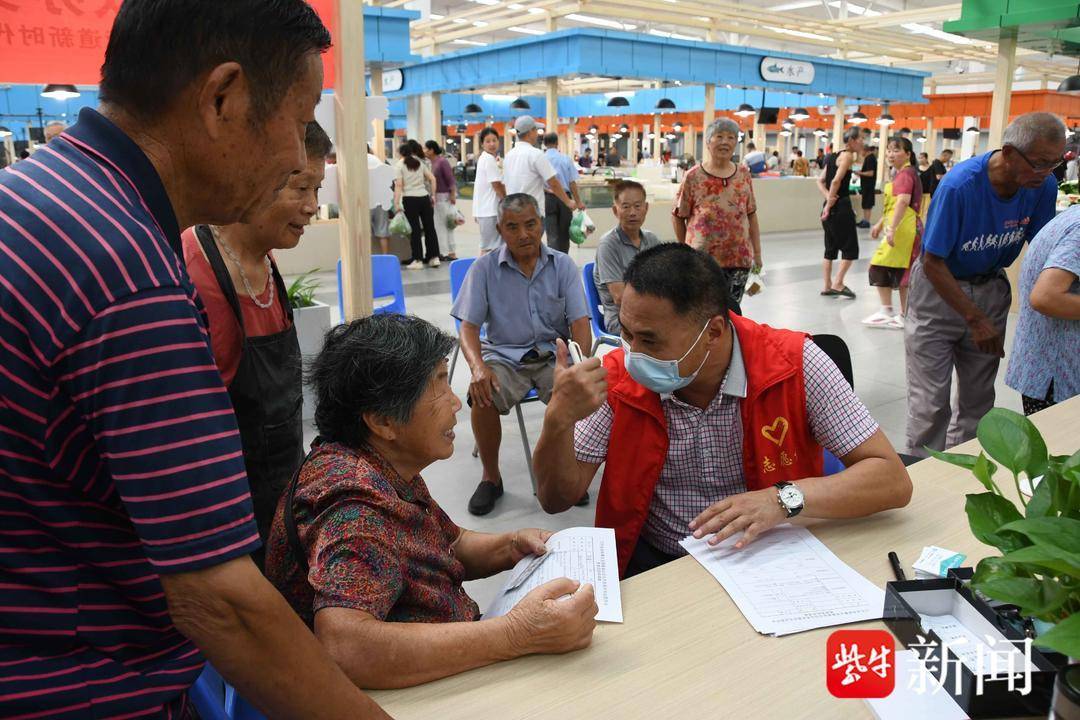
[
  {"xmin": 865, "ymin": 650, "xmax": 968, "ymax": 720},
  {"xmin": 919, "ymin": 613, "xmax": 1035, "ymax": 675},
  {"xmin": 485, "ymin": 527, "xmax": 623, "ymax": 623},
  {"xmin": 680, "ymin": 524, "xmax": 885, "ymax": 636}
]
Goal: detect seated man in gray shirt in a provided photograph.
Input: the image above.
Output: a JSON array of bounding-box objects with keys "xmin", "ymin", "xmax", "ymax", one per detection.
[
  {"xmin": 452, "ymin": 194, "xmax": 593, "ymax": 515},
  {"xmin": 594, "ymin": 180, "xmax": 662, "ymax": 334}
]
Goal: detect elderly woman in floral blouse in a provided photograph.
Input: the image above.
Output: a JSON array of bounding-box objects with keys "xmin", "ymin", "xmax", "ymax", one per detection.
[
  {"xmin": 672, "ymin": 117, "xmax": 763, "ymax": 305},
  {"xmin": 266, "ymin": 314, "xmax": 597, "ymax": 689}
]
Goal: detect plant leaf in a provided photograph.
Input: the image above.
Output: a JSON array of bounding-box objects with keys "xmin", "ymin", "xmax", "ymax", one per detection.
[
  {"xmin": 1035, "ymin": 612, "xmax": 1080, "ymax": 658},
  {"xmin": 973, "ymin": 573, "xmax": 1070, "ymax": 618},
  {"xmin": 971, "ymin": 452, "xmax": 999, "ymax": 494},
  {"xmin": 976, "ymin": 408, "xmax": 1048, "ymax": 479},
  {"xmin": 925, "ymin": 448, "xmax": 979, "ymax": 470},
  {"xmin": 965, "ymin": 492, "xmax": 1027, "ymax": 553},
  {"xmin": 1026, "ymin": 471, "xmax": 1055, "ymax": 518},
  {"xmin": 1000, "ymin": 545, "xmax": 1080, "ymax": 577},
  {"xmin": 1000, "ymin": 516, "xmax": 1080, "ymax": 556}
]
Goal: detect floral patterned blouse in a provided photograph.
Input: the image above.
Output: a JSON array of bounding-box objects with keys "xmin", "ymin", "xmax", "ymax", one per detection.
[
  {"xmin": 265, "ymin": 440, "xmax": 480, "ymax": 626},
  {"xmin": 674, "ymin": 163, "xmax": 757, "ymax": 269}
]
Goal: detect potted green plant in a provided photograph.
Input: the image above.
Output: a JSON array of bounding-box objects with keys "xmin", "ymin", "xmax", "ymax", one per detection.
[
  {"xmin": 929, "ymin": 408, "xmax": 1080, "ymax": 714},
  {"xmin": 286, "ymin": 270, "xmax": 331, "ymax": 421}
]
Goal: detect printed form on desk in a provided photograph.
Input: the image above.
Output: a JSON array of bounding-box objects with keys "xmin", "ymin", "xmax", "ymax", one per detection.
[
  {"xmin": 485, "ymin": 527, "xmax": 623, "ymax": 623},
  {"xmin": 680, "ymin": 524, "xmax": 885, "ymax": 636}
]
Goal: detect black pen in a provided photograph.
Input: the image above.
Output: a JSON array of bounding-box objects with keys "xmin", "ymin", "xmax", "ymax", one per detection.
[{"xmin": 888, "ymin": 551, "xmax": 906, "ymax": 581}]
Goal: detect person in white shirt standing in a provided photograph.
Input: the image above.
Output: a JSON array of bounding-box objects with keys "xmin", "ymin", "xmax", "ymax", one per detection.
[
  {"xmin": 473, "ymin": 127, "xmax": 507, "ymax": 254},
  {"xmin": 503, "ymin": 115, "xmax": 575, "ymax": 234}
]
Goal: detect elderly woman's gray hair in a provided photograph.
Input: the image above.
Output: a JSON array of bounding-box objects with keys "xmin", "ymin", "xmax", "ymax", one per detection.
[
  {"xmin": 705, "ymin": 118, "xmax": 741, "ymax": 142},
  {"xmin": 1003, "ymin": 112, "xmax": 1067, "ymax": 153},
  {"xmin": 497, "ymin": 192, "xmax": 541, "ymax": 222},
  {"xmin": 309, "ymin": 314, "xmax": 456, "ymax": 447}
]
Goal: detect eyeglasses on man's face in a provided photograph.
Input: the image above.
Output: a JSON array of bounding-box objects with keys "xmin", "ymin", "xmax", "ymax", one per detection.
[{"xmin": 1007, "ymin": 144, "xmax": 1064, "ymax": 173}]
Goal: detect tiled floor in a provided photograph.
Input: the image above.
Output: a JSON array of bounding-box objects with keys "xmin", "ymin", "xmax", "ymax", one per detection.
[{"xmin": 289, "ymin": 222, "xmax": 1023, "ymax": 610}]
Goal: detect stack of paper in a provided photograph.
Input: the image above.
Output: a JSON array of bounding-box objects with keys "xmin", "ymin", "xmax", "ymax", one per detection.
[
  {"xmin": 865, "ymin": 650, "xmax": 967, "ymax": 720},
  {"xmin": 680, "ymin": 524, "xmax": 885, "ymax": 636},
  {"xmin": 485, "ymin": 527, "xmax": 623, "ymax": 623}
]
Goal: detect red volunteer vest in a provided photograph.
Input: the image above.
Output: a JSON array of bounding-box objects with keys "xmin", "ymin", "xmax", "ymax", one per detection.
[{"xmin": 595, "ymin": 313, "xmax": 824, "ymax": 577}]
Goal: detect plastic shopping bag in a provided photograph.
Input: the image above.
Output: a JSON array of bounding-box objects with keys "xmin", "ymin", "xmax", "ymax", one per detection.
[
  {"xmin": 745, "ymin": 268, "xmax": 766, "ymax": 297},
  {"xmin": 388, "ymin": 210, "xmax": 411, "ymax": 238},
  {"xmin": 569, "ymin": 210, "xmax": 587, "ymax": 245},
  {"xmin": 569, "ymin": 209, "xmax": 596, "ymax": 245},
  {"xmin": 446, "ymin": 207, "xmax": 465, "ymax": 230}
]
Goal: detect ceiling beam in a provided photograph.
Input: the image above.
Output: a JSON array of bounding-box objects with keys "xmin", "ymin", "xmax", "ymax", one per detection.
[{"xmin": 832, "ymin": 3, "xmax": 963, "ymax": 28}]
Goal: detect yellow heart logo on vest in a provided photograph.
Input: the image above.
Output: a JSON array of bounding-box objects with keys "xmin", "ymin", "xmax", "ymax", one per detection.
[{"xmin": 761, "ymin": 416, "xmax": 789, "ymax": 447}]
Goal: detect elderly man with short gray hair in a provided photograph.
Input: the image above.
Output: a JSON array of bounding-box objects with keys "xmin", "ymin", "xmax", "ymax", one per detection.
[
  {"xmin": 452, "ymin": 193, "xmax": 593, "ymax": 515},
  {"xmin": 905, "ymin": 111, "xmax": 1064, "ymax": 456}
]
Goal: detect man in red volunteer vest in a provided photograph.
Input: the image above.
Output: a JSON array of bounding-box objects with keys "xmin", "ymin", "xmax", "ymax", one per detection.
[{"xmin": 534, "ymin": 244, "xmax": 913, "ymax": 578}]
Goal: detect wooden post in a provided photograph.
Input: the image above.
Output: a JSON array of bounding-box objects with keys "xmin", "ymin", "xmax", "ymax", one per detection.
[
  {"xmin": 876, "ymin": 121, "xmax": 888, "ymax": 190},
  {"xmin": 545, "ymin": 77, "xmax": 558, "ymax": 141},
  {"xmin": 988, "ymin": 28, "xmax": 1018, "ymax": 149},
  {"xmin": 925, "ymin": 117, "xmax": 936, "ymax": 163},
  {"xmin": 504, "ymin": 122, "xmax": 512, "ymax": 155},
  {"xmin": 652, "ymin": 114, "xmax": 662, "ymax": 163},
  {"xmin": 832, "ymin": 96, "xmax": 845, "ymax": 150},
  {"xmin": 703, "ymin": 84, "xmax": 716, "ymax": 130},
  {"xmin": 335, "ymin": 0, "xmax": 372, "ymax": 319},
  {"xmin": 369, "ymin": 67, "xmax": 385, "ymax": 160},
  {"xmin": 629, "ymin": 125, "xmax": 638, "ymax": 164},
  {"xmin": 428, "ymin": 91, "xmax": 442, "ymax": 144}
]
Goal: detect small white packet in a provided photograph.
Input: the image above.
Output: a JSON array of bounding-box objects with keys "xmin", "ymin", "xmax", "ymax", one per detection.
[{"xmin": 913, "ymin": 545, "xmax": 966, "ymax": 579}]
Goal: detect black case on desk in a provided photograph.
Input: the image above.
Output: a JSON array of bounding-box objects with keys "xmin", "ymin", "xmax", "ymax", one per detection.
[{"xmin": 883, "ymin": 578, "xmax": 1061, "ymax": 718}]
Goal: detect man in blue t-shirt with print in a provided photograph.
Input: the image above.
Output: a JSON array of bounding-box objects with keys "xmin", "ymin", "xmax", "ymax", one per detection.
[{"xmin": 905, "ymin": 112, "xmax": 1064, "ymax": 456}]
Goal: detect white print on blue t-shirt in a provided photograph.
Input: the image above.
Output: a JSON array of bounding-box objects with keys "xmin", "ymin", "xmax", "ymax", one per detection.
[
  {"xmin": 959, "ymin": 226, "xmax": 1028, "ymax": 254},
  {"xmin": 921, "ymin": 151, "xmax": 1056, "ymax": 278}
]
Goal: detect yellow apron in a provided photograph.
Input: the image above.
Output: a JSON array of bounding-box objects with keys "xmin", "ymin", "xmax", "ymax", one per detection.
[{"xmin": 869, "ymin": 166, "xmax": 920, "ymax": 268}]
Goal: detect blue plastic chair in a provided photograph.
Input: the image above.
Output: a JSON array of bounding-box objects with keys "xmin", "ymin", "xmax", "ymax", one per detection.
[
  {"xmin": 336, "ymin": 255, "xmax": 406, "ymax": 320},
  {"xmin": 190, "ymin": 664, "xmax": 267, "ymax": 720},
  {"xmin": 581, "ymin": 262, "xmax": 622, "ymax": 355},
  {"xmin": 448, "ymin": 257, "xmax": 540, "ymax": 494},
  {"xmin": 448, "ymin": 257, "xmax": 479, "ymax": 382}
]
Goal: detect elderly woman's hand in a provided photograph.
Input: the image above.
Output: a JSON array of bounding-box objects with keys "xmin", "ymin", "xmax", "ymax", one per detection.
[
  {"xmin": 508, "ymin": 528, "xmax": 554, "ymax": 565},
  {"xmin": 504, "ymin": 579, "xmax": 598, "ymax": 656}
]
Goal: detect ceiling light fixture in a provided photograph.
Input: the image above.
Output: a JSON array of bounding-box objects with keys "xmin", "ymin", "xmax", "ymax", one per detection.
[
  {"xmin": 41, "ymin": 84, "xmax": 79, "ymax": 100},
  {"xmin": 1058, "ymin": 59, "xmax": 1080, "ymax": 94}
]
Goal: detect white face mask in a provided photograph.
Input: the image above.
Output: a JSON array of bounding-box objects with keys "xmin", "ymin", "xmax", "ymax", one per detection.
[{"xmin": 622, "ymin": 322, "xmax": 711, "ymax": 394}]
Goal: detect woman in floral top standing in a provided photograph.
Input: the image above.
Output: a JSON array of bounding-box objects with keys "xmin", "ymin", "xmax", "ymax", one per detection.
[{"xmin": 673, "ymin": 117, "xmax": 762, "ymax": 305}]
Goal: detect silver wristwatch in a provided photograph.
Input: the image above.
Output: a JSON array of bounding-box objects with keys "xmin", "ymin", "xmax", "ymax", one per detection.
[{"xmin": 774, "ymin": 481, "xmax": 804, "ymax": 518}]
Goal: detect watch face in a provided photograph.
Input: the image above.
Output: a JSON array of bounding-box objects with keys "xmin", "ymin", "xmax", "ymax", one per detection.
[{"xmin": 780, "ymin": 485, "xmax": 803, "ymax": 508}]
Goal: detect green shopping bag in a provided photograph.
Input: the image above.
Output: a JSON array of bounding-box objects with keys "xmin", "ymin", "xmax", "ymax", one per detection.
[
  {"xmin": 389, "ymin": 211, "xmax": 411, "ymax": 238},
  {"xmin": 569, "ymin": 209, "xmax": 594, "ymax": 245}
]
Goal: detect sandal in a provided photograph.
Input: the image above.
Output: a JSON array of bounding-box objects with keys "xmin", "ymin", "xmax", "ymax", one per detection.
[
  {"xmin": 835, "ymin": 286, "xmax": 856, "ymax": 299},
  {"xmin": 820, "ymin": 289, "xmax": 839, "ymax": 296}
]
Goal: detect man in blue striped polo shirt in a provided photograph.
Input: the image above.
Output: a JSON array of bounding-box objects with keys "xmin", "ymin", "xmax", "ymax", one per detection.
[{"xmin": 0, "ymin": 2, "xmax": 387, "ymax": 718}]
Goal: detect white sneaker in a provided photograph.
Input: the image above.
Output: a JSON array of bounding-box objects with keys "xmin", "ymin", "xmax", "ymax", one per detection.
[
  {"xmin": 862, "ymin": 311, "xmax": 893, "ymax": 328},
  {"xmin": 428, "ymin": 257, "xmax": 441, "ymax": 268},
  {"xmin": 887, "ymin": 314, "xmax": 905, "ymax": 330},
  {"xmin": 404, "ymin": 260, "xmax": 424, "ymax": 270}
]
